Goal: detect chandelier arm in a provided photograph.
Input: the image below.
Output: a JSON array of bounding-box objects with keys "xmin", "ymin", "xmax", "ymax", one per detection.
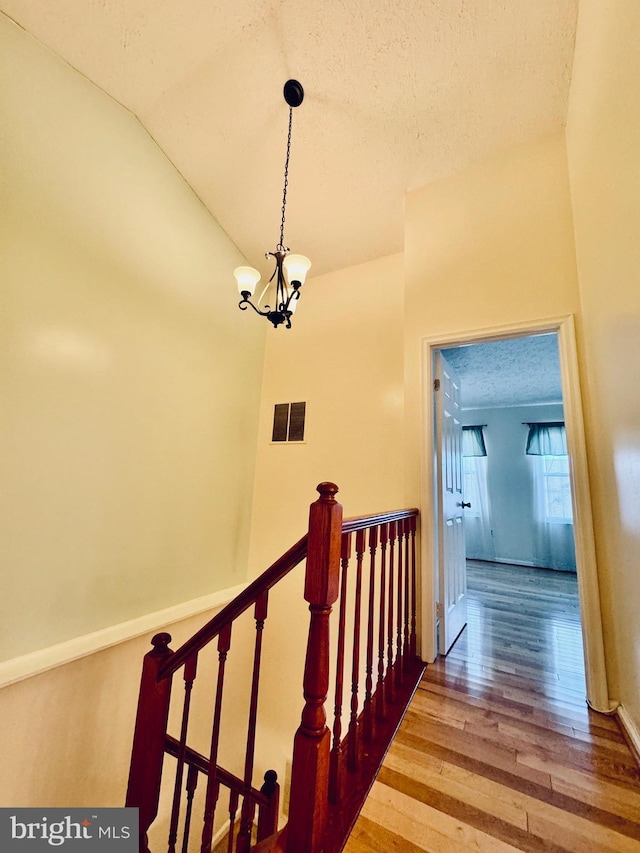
[
  {"xmin": 281, "ymin": 286, "xmax": 301, "ymax": 312},
  {"xmin": 276, "ymin": 272, "xmax": 285, "ymax": 312},
  {"xmin": 238, "ymin": 297, "xmax": 273, "ymax": 317},
  {"xmin": 265, "ymin": 260, "xmax": 278, "ymax": 280}
]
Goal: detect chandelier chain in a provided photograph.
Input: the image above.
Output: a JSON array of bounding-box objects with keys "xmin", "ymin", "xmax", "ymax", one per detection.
[{"xmin": 279, "ymin": 106, "xmax": 293, "ymax": 249}]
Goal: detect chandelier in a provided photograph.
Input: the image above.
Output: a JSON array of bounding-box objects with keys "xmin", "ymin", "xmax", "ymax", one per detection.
[{"xmin": 234, "ymin": 80, "xmax": 311, "ymax": 329}]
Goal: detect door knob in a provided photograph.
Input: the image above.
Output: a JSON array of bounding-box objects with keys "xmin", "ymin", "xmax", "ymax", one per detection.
[{"xmin": 461, "ymin": 501, "xmax": 471, "ymax": 509}]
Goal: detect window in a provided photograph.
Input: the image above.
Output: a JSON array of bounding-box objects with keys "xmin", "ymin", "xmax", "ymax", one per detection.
[
  {"xmin": 462, "ymin": 426, "xmax": 486, "ymax": 518},
  {"xmin": 525, "ymin": 422, "xmax": 566, "ymax": 456},
  {"xmin": 462, "ymin": 425, "xmax": 487, "ymax": 457},
  {"xmin": 525, "ymin": 422, "xmax": 573, "ymax": 524},
  {"xmin": 540, "ymin": 455, "xmax": 573, "ymax": 522},
  {"xmin": 461, "ymin": 425, "xmax": 494, "ymax": 559},
  {"xmin": 462, "ymin": 457, "xmax": 482, "ymax": 517}
]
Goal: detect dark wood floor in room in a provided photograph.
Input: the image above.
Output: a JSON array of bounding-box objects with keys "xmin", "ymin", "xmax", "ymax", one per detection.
[{"xmin": 345, "ymin": 560, "xmax": 640, "ymax": 852}]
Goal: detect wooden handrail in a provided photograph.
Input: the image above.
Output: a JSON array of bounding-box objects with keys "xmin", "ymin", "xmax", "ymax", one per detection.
[
  {"xmin": 342, "ymin": 507, "xmax": 419, "ymax": 533},
  {"xmin": 160, "ymin": 534, "xmax": 308, "ymax": 678}
]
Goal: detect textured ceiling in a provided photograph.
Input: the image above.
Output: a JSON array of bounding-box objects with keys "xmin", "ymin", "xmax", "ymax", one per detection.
[
  {"xmin": 1, "ymin": 1, "xmax": 578, "ymax": 277},
  {"xmin": 441, "ymin": 333, "xmax": 563, "ymax": 410}
]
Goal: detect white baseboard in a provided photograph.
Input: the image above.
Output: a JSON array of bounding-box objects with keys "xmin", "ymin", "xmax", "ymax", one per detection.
[
  {"xmin": 470, "ymin": 557, "xmax": 577, "ymax": 572},
  {"xmin": 0, "ymin": 582, "xmax": 248, "ymax": 689},
  {"xmin": 617, "ymin": 704, "xmax": 640, "ymax": 766},
  {"xmin": 212, "ymin": 819, "xmax": 231, "ymax": 849}
]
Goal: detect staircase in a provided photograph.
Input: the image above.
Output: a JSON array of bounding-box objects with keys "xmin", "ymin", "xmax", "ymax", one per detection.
[{"xmin": 126, "ymin": 482, "xmax": 424, "ymax": 853}]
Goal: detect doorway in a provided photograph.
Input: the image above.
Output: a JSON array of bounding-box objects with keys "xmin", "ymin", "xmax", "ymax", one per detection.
[{"xmin": 419, "ymin": 316, "xmax": 612, "ymax": 713}]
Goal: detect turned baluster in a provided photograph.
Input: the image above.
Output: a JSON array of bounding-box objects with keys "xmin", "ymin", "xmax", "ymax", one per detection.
[
  {"xmin": 363, "ymin": 524, "xmax": 378, "ymax": 743},
  {"xmin": 403, "ymin": 519, "xmax": 411, "ymax": 663},
  {"xmin": 181, "ymin": 765, "xmax": 199, "ymax": 853},
  {"xmin": 227, "ymin": 790, "xmax": 239, "ymax": 853},
  {"xmin": 375, "ymin": 522, "xmax": 388, "ymax": 723},
  {"xmin": 395, "ymin": 521, "xmax": 404, "ymax": 686},
  {"xmin": 409, "ymin": 516, "xmax": 418, "ymax": 658},
  {"xmin": 168, "ymin": 653, "xmax": 198, "ymax": 853},
  {"xmin": 386, "ymin": 521, "xmax": 397, "ymax": 703},
  {"xmin": 125, "ymin": 632, "xmax": 174, "ymax": 853},
  {"xmin": 329, "ymin": 531, "xmax": 352, "ymax": 804},
  {"xmin": 347, "ymin": 528, "xmax": 366, "ymax": 771},
  {"xmin": 201, "ymin": 624, "xmax": 232, "ymax": 853},
  {"xmin": 286, "ymin": 483, "xmax": 343, "ymax": 853},
  {"xmin": 237, "ymin": 592, "xmax": 269, "ymax": 853}
]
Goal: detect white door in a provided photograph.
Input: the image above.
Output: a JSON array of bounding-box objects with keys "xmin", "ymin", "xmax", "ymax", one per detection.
[{"xmin": 435, "ymin": 351, "xmax": 468, "ymax": 654}]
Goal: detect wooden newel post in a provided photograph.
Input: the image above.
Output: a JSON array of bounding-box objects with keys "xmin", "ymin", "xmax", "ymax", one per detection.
[
  {"xmin": 257, "ymin": 769, "xmax": 280, "ymax": 841},
  {"xmin": 126, "ymin": 632, "xmax": 174, "ymax": 853},
  {"xmin": 286, "ymin": 483, "xmax": 343, "ymax": 853}
]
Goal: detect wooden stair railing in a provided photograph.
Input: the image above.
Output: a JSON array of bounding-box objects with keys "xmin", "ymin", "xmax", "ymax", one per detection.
[
  {"xmin": 126, "ymin": 483, "xmax": 423, "ymax": 853},
  {"xmin": 316, "ymin": 500, "xmax": 424, "ymax": 853}
]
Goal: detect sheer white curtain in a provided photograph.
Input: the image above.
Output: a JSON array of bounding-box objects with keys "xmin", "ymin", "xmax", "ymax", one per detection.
[
  {"xmin": 526, "ymin": 423, "xmax": 576, "ymax": 571},
  {"xmin": 462, "ymin": 427, "xmax": 494, "ymax": 561}
]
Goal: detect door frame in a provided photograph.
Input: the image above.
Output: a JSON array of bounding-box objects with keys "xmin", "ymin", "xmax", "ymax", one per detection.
[{"xmin": 418, "ymin": 313, "xmax": 612, "ymax": 713}]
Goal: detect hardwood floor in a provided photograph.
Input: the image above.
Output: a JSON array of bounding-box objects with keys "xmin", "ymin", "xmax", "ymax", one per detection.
[{"xmin": 344, "ymin": 560, "xmax": 640, "ymax": 852}]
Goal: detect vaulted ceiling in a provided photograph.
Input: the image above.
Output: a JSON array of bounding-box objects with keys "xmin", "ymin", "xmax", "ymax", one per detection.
[{"xmin": 1, "ymin": 1, "xmax": 578, "ymax": 277}]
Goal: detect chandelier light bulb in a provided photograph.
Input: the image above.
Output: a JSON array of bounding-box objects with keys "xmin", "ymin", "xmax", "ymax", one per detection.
[
  {"xmin": 283, "ymin": 254, "xmax": 312, "ymax": 288},
  {"xmin": 234, "ymin": 266, "xmax": 261, "ymax": 297}
]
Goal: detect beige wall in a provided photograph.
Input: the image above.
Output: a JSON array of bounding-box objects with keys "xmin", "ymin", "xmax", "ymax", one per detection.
[
  {"xmin": 566, "ymin": 0, "xmax": 640, "ymax": 727},
  {"xmin": 0, "ymin": 13, "xmax": 265, "ymax": 812},
  {"xmin": 0, "ymin": 594, "xmax": 286, "ymax": 848},
  {"xmin": 0, "ymin": 606, "xmax": 220, "ymax": 808},
  {"xmin": 404, "ymin": 131, "xmax": 582, "ymax": 508},
  {"xmin": 248, "ymin": 252, "xmax": 406, "ymax": 573},
  {"xmin": 403, "ymin": 132, "xmax": 582, "ymax": 660},
  {"xmin": 0, "ymin": 13, "xmax": 265, "ymax": 663}
]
